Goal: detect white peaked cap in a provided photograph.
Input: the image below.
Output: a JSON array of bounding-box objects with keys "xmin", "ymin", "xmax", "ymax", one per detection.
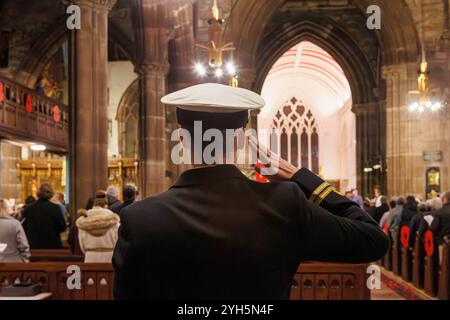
[{"xmin": 161, "ymin": 83, "xmax": 265, "ymax": 113}]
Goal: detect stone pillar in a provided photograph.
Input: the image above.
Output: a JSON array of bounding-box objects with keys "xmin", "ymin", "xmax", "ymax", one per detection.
[
  {"xmin": 70, "ymin": 0, "xmax": 116, "ymax": 211},
  {"xmin": 132, "ymin": 0, "xmax": 170, "ymax": 196},
  {"xmin": 353, "ymin": 100, "xmax": 387, "ymax": 198}
]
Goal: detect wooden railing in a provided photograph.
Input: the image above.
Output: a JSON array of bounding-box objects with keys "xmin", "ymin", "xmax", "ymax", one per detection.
[
  {"xmin": 0, "ymin": 262, "xmax": 369, "ymax": 300},
  {"xmin": 0, "ymin": 76, "xmax": 69, "ymax": 150}
]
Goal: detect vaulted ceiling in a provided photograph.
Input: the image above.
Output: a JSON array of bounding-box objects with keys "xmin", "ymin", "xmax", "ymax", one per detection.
[{"xmin": 261, "ymin": 41, "xmax": 351, "ymax": 119}]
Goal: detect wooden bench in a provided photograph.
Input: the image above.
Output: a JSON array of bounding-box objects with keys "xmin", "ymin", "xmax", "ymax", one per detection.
[
  {"xmin": 412, "ymin": 236, "xmax": 424, "ymax": 289},
  {"xmin": 30, "ymin": 249, "xmax": 84, "ymax": 262},
  {"xmin": 0, "ymin": 262, "xmax": 369, "ymax": 300},
  {"xmin": 400, "ymin": 226, "xmax": 412, "ymax": 282},
  {"xmin": 391, "ymin": 228, "xmax": 401, "ymax": 276},
  {"xmin": 381, "ymin": 224, "xmax": 392, "ymax": 271},
  {"xmin": 438, "ymin": 237, "xmax": 450, "ymax": 300},
  {"xmin": 290, "ymin": 263, "xmax": 369, "ymax": 300},
  {"xmin": 0, "ymin": 262, "xmax": 113, "ymax": 300},
  {"xmin": 423, "ymin": 231, "xmax": 439, "ymax": 297}
]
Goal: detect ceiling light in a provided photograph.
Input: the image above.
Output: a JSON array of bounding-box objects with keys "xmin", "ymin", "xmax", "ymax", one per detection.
[{"xmin": 30, "ymin": 144, "xmax": 46, "ymax": 151}]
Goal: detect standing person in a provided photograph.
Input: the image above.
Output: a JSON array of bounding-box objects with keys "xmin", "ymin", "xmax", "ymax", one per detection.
[
  {"xmin": 113, "ymin": 83, "xmax": 389, "ymax": 300},
  {"xmin": 430, "ymin": 191, "xmax": 450, "ymax": 242},
  {"xmin": 371, "ymin": 186, "xmax": 383, "ymax": 208},
  {"xmin": 17, "ymin": 195, "xmax": 36, "ymax": 222},
  {"xmin": 114, "ymin": 185, "xmax": 137, "ymax": 216},
  {"xmin": 372, "ymin": 196, "xmax": 390, "ymax": 224},
  {"xmin": 107, "ymin": 186, "xmax": 121, "ymax": 213},
  {"xmin": 379, "ymin": 200, "xmax": 397, "ymax": 228},
  {"xmin": 351, "ymin": 188, "xmax": 364, "ymax": 209},
  {"xmin": 34, "ymin": 76, "xmax": 46, "ymax": 96},
  {"xmin": 51, "ymin": 192, "xmax": 68, "ymax": 219},
  {"xmin": 0, "ymin": 200, "xmax": 30, "ymax": 263},
  {"xmin": 400, "ymin": 195, "xmax": 418, "ymax": 228},
  {"xmin": 22, "ymin": 184, "xmax": 67, "ymax": 249},
  {"xmin": 77, "ymin": 191, "xmax": 120, "ymax": 263}
]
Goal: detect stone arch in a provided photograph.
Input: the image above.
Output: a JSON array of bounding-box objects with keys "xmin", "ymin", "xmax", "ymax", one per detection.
[
  {"xmin": 225, "ymin": 0, "xmax": 420, "ymax": 91},
  {"xmin": 15, "ymin": 19, "xmax": 136, "ymax": 88},
  {"xmin": 116, "ymin": 79, "xmax": 139, "ymax": 158},
  {"xmin": 253, "ymin": 19, "xmax": 376, "ymax": 105}
]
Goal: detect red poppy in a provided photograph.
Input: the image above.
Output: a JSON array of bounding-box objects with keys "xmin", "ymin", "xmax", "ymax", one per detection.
[
  {"xmin": 424, "ymin": 230, "xmax": 434, "ymax": 257},
  {"xmin": 255, "ymin": 162, "xmax": 269, "ymax": 183},
  {"xmin": 400, "ymin": 226, "xmax": 409, "ymax": 249}
]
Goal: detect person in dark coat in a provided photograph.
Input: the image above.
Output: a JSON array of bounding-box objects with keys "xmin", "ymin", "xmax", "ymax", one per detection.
[
  {"xmin": 430, "ymin": 192, "xmax": 450, "ymax": 242},
  {"xmin": 112, "ymin": 83, "xmax": 389, "ymax": 300},
  {"xmin": 22, "ymin": 184, "xmax": 67, "ymax": 249},
  {"xmin": 409, "ymin": 202, "xmax": 431, "ymax": 248},
  {"xmin": 114, "ymin": 185, "xmax": 137, "ymax": 216},
  {"xmin": 400, "ymin": 195, "xmax": 418, "ymax": 228},
  {"xmin": 372, "ymin": 196, "xmax": 390, "ymax": 224}
]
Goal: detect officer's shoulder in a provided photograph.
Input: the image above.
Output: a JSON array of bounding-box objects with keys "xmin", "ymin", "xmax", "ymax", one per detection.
[{"xmin": 247, "ymin": 179, "xmax": 306, "ymax": 200}]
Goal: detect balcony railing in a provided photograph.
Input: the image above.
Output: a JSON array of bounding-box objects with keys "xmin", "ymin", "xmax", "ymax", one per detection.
[{"xmin": 0, "ymin": 76, "xmax": 69, "ymax": 150}]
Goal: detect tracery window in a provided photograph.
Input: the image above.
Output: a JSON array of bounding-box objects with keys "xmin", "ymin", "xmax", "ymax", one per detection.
[{"xmin": 272, "ymin": 97, "xmax": 319, "ymax": 173}]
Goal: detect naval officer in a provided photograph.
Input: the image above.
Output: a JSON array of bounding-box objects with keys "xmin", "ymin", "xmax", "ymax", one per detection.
[{"xmin": 112, "ymin": 83, "xmax": 389, "ymax": 300}]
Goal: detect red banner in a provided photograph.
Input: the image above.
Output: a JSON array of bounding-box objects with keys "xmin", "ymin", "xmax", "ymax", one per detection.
[
  {"xmin": 53, "ymin": 105, "xmax": 61, "ymax": 123},
  {"xmin": 25, "ymin": 94, "xmax": 33, "ymax": 113},
  {"xmin": 400, "ymin": 226, "xmax": 410, "ymax": 249},
  {"xmin": 424, "ymin": 230, "xmax": 434, "ymax": 257},
  {"xmin": 0, "ymin": 82, "xmax": 4, "ymax": 102}
]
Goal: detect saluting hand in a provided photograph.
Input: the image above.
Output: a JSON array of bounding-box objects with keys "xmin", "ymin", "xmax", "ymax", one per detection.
[{"xmin": 248, "ymin": 135, "xmax": 299, "ymax": 182}]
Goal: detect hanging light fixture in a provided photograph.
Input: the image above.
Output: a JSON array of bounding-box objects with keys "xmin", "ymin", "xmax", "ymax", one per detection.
[
  {"xmin": 193, "ymin": 0, "xmax": 238, "ymax": 87},
  {"xmin": 408, "ymin": 4, "xmax": 443, "ymax": 113}
]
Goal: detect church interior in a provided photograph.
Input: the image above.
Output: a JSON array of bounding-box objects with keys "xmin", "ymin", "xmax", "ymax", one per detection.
[{"xmin": 0, "ymin": 0, "xmax": 450, "ymax": 301}]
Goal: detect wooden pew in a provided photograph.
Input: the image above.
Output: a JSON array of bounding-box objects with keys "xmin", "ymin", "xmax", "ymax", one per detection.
[
  {"xmin": 0, "ymin": 262, "xmax": 113, "ymax": 300},
  {"xmin": 290, "ymin": 263, "xmax": 369, "ymax": 300},
  {"xmin": 438, "ymin": 237, "xmax": 450, "ymax": 300},
  {"xmin": 400, "ymin": 226, "xmax": 412, "ymax": 282},
  {"xmin": 391, "ymin": 228, "xmax": 401, "ymax": 276},
  {"xmin": 412, "ymin": 236, "xmax": 424, "ymax": 289},
  {"xmin": 0, "ymin": 262, "xmax": 369, "ymax": 300},
  {"xmin": 423, "ymin": 231, "xmax": 439, "ymax": 297},
  {"xmin": 382, "ymin": 224, "xmax": 392, "ymax": 271},
  {"xmin": 30, "ymin": 249, "xmax": 84, "ymax": 262}
]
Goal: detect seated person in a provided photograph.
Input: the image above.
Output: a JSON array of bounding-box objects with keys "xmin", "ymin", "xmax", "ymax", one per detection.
[{"xmin": 77, "ymin": 190, "xmax": 120, "ymax": 263}]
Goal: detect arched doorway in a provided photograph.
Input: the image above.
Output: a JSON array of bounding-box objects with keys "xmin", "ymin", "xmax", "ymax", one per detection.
[{"xmin": 259, "ymin": 41, "xmax": 356, "ymax": 191}]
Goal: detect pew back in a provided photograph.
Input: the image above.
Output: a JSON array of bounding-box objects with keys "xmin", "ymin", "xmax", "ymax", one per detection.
[{"xmin": 0, "ymin": 262, "xmax": 369, "ymax": 300}]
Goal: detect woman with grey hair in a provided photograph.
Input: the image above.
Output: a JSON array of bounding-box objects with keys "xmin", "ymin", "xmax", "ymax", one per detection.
[{"xmin": 0, "ymin": 200, "xmax": 30, "ymax": 262}]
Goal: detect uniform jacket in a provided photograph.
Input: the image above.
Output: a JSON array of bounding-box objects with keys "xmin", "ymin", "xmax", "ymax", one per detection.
[
  {"xmin": 113, "ymin": 165, "xmax": 389, "ymax": 300},
  {"xmin": 22, "ymin": 199, "xmax": 67, "ymax": 249},
  {"xmin": 0, "ymin": 216, "xmax": 30, "ymax": 262},
  {"xmin": 77, "ymin": 207, "xmax": 120, "ymax": 263}
]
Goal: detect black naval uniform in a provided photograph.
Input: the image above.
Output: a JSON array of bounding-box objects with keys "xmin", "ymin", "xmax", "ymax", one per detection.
[{"xmin": 113, "ymin": 165, "xmax": 389, "ymax": 300}]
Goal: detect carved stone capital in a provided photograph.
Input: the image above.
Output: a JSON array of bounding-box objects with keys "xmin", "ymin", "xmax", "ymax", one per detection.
[
  {"xmin": 67, "ymin": 0, "xmax": 117, "ymax": 11},
  {"xmin": 136, "ymin": 63, "xmax": 171, "ymax": 77}
]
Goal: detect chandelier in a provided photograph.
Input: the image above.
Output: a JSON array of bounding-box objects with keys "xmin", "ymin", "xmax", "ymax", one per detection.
[
  {"xmin": 193, "ymin": 0, "xmax": 238, "ymax": 86},
  {"xmin": 408, "ymin": 56, "xmax": 443, "ymax": 113}
]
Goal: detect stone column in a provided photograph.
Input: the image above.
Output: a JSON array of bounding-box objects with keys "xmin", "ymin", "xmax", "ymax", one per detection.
[
  {"xmin": 70, "ymin": 0, "xmax": 116, "ymax": 211},
  {"xmin": 352, "ymin": 100, "xmax": 387, "ymax": 198},
  {"xmin": 132, "ymin": 0, "xmax": 170, "ymax": 196},
  {"xmin": 136, "ymin": 63, "xmax": 170, "ymax": 196}
]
